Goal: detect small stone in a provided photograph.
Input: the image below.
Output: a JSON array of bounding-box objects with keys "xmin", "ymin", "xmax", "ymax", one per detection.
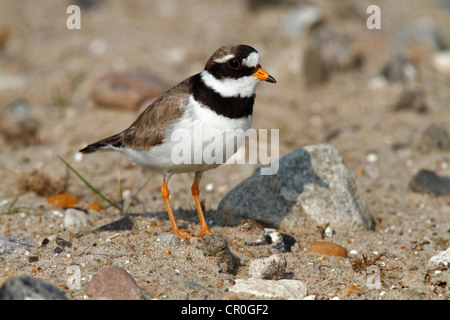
[
  {"xmin": 427, "ymin": 247, "xmax": 450, "ymax": 269},
  {"xmin": 0, "ymin": 237, "xmax": 37, "ymax": 257},
  {"xmin": 0, "ymin": 276, "xmax": 68, "ymax": 300},
  {"xmin": 380, "ymin": 55, "xmax": 418, "ymax": 85},
  {"xmin": 249, "ymin": 254, "xmax": 287, "ymax": 280},
  {"xmin": 230, "ymin": 279, "xmax": 307, "ymax": 300},
  {"xmin": 202, "ymin": 235, "xmax": 240, "ymax": 274},
  {"xmin": 417, "ymin": 123, "xmax": 450, "ymax": 153},
  {"xmin": 93, "ymin": 215, "xmax": 135, "ymax": 232},
  {"xmin": 91, "ymin": 70, "xmax": 166, "ymax": 111},
  {"xmin": 282, "ymin": 3, "xmax": 323, "ymax": 36},
  {"xmin": 337, "ymin": 283, "xmax": 359, "ymax": 296},
  {"xmin": 53, "ymin": 247, "xmax": 63, "ymax": 254},
  {"xmin": 392, "ymin": 89, "xmax": 427, "ymax": 113},
  {"xmin": 55, "ymin": 237, "xmax": 72, "ymax": 249},
  {"xmin": 432, "ymin": 50, "xmax": 450, "ymax": 75},
  {"xmin": 64, "ymin": 208, "xmax": 88, "ymax": 228},
  {"xmin": 408, "ymin": 169, "xmax": 450, "ymax": 195},
  {"xmin": 156, "ymin": 233, "xmax": 180, "ymax": 246},
  {"xmin": 308, "ymin": 241, "xmax": 348, "ymax": 257},
  {"xmin": 85, "ymin": 266, "xmax": 145, "ymax": 300}
]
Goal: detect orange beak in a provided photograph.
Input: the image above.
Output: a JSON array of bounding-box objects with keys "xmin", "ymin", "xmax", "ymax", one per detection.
[{"xmin": 252, "ymin": 67, "xmax": 276, "ymax": 83}]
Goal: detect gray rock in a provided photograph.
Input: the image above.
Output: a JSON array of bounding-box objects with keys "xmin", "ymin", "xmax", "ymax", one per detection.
[
  {"xmin": 0, "ymin": 276, "xmax": 68, "ymax": 300},
  {"xmin": 417, "ymin": 123, "xmax": 450, "ymax": 153},
  {"xmin": 249, "ymin": 254, "xmax": 287, "ymax": 280},
  {"xmin": 202, "ymin": 235, "xmax": 240, "ymax": 274},
  {"xmin": 408, "ymin": 169, "xmax": 450, "ymax": 195},
  {"xmin": 0, "ymin": 237, "xmax": 37, "ymax": 257},
  {"xmin": 392, "ymin": 89, "xmax": 427, "ymax": 113},
  {"xmin": 381, "ymin": 55, "xmax": 419, "ymax": 85},
  {"xmin": 85, "ymin": 266, "xmax": 145, "ymax": 300},
  {"xmin": 218, "ymin": 144, "xmax": 375, "ymax": 233},
  {"xmin": 230, "ymin": 279, "xmax": 307, "ymax": 300},
  {"xmin": 282, "ymin": 4, "xmax": 323, "ymax": 36},
  {"xmin": 396, "ymin": 18, "xmax": 447, "ymax": 51}
]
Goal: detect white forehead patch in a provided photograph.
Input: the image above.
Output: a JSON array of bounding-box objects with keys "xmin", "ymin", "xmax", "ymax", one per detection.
[
  {"xmin": 214, "ymin": 54, "xmax": 235, "ymax": 64},
  {"xmin": 242, "ymin": 52, "xmax": 260, "ymax": 68}
]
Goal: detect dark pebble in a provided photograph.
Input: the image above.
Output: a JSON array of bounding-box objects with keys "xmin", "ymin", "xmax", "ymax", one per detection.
[
  {"xmin": 93, "ymin": 215, "xmax": 135, "ymax": 232},
  {"xmin": 56, "ymin": 237, "xmax": 72, "ymax": 249},
  {"xmin": 202, "ymin": 235, "xmax": 240, "ymax": 274},
  {"xmin": 381, "ymin": 55, "xmax": 418, "ymax": 85},
  {"xmin": 28, "ymin": 256, "xmax": 39, "ymax": 263},
  {"xmin": 417, "ymin": 123, "xmax": 450, "ymax": 153},
  {"xmin": 392, "ymin": 89, "xmax": 427, "ymax": 113},
  {"xmin": 0, "ymin": 276, "xmax": 68, "ymax": 300},
  {"xmin": 408, "ymin": 169, "xmax": 450, "ymax": 195},
  {"xmin": 53, "ymin": 247, "xmax": 63, "ymax": 254}
]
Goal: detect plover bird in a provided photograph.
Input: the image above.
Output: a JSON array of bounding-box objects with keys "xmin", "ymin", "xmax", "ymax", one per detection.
[{"xmin": 80, "ymin": 44, "xmax": 276, "ymax": 240}]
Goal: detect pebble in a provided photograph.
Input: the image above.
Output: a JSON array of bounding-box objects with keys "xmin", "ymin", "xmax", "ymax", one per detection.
[
  {"xmin": 432, "ymin": 50, "xmax": 450, "ymax": 75},
  {"xmin": 337, "ymin": 283, "xmax": 359, "ymax": 296},
  {"xmin": 0, "ymin": 237, "xmax": 37, "ymax": 257},
  {"xmin": 301, "ymin": 23, "xmax": 363, "ymax": 87},
  {"xmin": 417, "ymin": 123, "xmax": 450, "ymax": 153},
  {"xmin": 218, "ymin": 144, "xmax": 375, "ymax": 233},
  {"xmin": 308, "ymin": 241, "xmax": 348, "ymax": 257},
  {"xmin": 85, "ymin": 266, "xmax": 145, "ymax": 300},
  {"xmin": 91, "ymin": 70, "xmax": 166, "ymax": 111},
  {"xmin": 282, "ymin": 3, "xmax": 323, "ymax": 36},
  {"xmin": 202, "ymin": 235, "xmax": 240, "ymax": 274},
  {"xmin": 0, "ymin": 276, "xmax": 68, "ymax": 300},
  {"xmin": 380, "ymin": 55, "xmax": 419, "ymax": 85},
  {"xmin": 64, "ymin": 208, "xmax": 88, "ymax": 228},
  {"xmin": 55, "ymin": 237, "xmax": 72, "ymax": 249},
  {"xmin": 396, "ymin": 18, "xmax": 446, "ymax": 51},
  {"xmin": 392, "ymin": 89, "xmax": 427, "ymax": 113},
  {"xmin": 408, "ymin": 169, "xmax": 450, "ymax": 196},
  {"xmin": 230, "ymin": 279, "xmax": 307, "ymax": 300},
  {"xmin": 427, "ymin": 247, "xmax": 450, "ymax": 269},
  {"xmin": 249, "ymin": 254, "xmax": 287, "ymax": 280},
  {"xmin": 93, "ymin": 215, "xmax": 135, "ymax": 232}
]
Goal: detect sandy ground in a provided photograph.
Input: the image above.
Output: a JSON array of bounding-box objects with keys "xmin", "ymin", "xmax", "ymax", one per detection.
[{"xmin": 0, "ymin": 0, "xmax": 449, "ymax": 300}]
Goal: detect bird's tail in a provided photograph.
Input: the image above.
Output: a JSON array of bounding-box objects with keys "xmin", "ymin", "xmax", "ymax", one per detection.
[{"xmin": 79, "ymin": 131, "xmax": 124, "ymax": 154}]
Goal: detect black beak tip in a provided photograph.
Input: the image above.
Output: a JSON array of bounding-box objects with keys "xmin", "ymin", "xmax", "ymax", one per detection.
[{"xmin": 266, "ymin": 75, "xmax": 276, "ymax": 83}]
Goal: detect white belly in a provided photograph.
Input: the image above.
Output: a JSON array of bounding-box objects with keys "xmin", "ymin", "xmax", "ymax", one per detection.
[{"xmin": 121, "ymin": 95, "xmax": 252, "ymax": 173}]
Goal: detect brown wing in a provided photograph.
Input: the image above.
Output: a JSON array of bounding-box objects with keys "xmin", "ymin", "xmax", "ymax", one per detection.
[{"xmin": 80, "ymin": 76, "xmax": 193, "ymax": 153}]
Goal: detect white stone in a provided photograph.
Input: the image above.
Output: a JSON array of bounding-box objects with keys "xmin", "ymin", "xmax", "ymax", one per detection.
[
  {"xmin": 230, "ymin": 279, "xmax": 307, "ymax": 300},
  {"xmin": 64, "ymin": 208, "xmax": 88, "ymax": 228},
  {"xmin": 427, "ymin": 247, "xmax": 450, "ymax": 269}
]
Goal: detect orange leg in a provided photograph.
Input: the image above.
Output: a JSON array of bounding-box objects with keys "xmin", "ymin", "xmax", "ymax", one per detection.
[
  {"xmin": 191, "ymin": 172, "xmax": 212, "ymax": 239},
  {"xmin": 161, "ymin": 174, "xmax": 192, "ymax": 240}
]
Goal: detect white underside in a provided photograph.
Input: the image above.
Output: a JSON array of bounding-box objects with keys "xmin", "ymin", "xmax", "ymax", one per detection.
[{"xmin": 118, "ymin": 95, "xmax": 253, "ymax": 174}]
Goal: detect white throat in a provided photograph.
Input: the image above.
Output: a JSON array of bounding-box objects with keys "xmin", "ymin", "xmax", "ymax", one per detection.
[{"xmin": 200, "ymin": 70, "xmax": 259, "ymax": 98}]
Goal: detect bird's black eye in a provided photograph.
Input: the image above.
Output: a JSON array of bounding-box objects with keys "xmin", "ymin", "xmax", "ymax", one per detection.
[{"xmin": 227, "ymin": 58, "xmax": 240, "ymax": 70}]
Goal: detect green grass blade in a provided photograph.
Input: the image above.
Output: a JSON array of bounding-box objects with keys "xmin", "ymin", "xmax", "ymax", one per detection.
[{"xmin": 58, "ymin": 155, "xmax": 122, "ymax": 212}]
